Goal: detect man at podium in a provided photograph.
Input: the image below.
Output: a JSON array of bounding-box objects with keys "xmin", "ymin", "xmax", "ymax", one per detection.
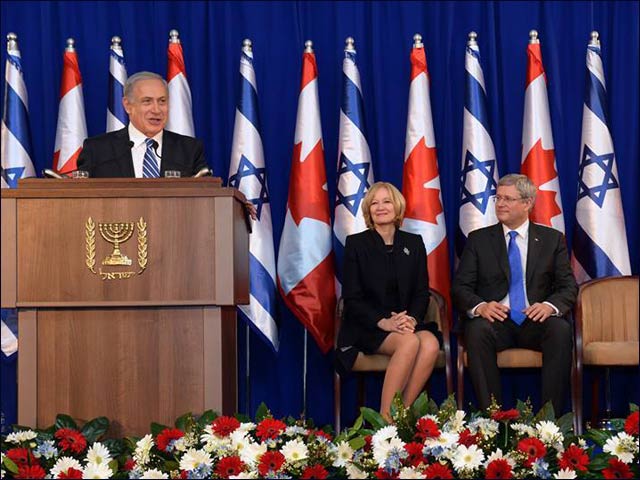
[{"xmin": 77, "ymin": 71, "xmax": 209, "ymax": 178}]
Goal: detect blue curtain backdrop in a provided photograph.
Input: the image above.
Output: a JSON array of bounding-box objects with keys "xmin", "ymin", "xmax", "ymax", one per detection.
[{"xmin": 1, "ymin": 1, "xmax": 638, "ymax": 428}]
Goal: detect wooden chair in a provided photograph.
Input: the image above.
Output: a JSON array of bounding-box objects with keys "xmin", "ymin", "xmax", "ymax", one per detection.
[
  {"xmin": 574, "ymin": 275, "xmax": 639, "ymax": 434},
  {"xmin": 457, "ymin": 319, "xmax": 581, "ymax": 433},
  {"xmin": 333, "ymin": 289, "xmax": 453, "ymax": 433}
]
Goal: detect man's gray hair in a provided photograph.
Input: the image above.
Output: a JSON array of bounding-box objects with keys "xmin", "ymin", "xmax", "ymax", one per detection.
[
  {"xmin": 498, "ymin": 173, "xmax": 537, "ymax": 202},
  {"xmin": 123, "ymin": 71, "xmax": 168, "ymax": 100}
]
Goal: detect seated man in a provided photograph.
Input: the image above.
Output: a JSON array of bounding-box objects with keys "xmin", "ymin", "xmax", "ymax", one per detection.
[
  {"xmin": 451, "ymin": 173, "xmax": 577, "ymax": 415},
  {"xmin": 77, "ymin": 71, "xmax": 208, "ymax": 178}
]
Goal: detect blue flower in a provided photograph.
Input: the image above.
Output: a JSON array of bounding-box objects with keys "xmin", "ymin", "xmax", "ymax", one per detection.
[
  {"xmin": 532, "ymin": 458, "xmax": 550, "ymax": 479},
  {"xmin": 33, "ymin": 440, "xmax": 58, "ymax": 459}
]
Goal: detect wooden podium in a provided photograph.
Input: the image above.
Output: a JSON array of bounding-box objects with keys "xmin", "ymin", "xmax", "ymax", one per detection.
[{"xmin": 1, "ymin": 178, "xmax": 249, "ymax": 437}]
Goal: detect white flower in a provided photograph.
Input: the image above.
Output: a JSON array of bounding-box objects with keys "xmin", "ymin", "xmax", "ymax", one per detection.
[
  {"xmin": 346, "ymin": 464, "xmax": 368, "ymax": 479},
  {"xmin": 444, "ymin": 410, "xmax": 467, "ymax": 433},
  {"xmin": 511, "ymin": 422, "xmax": 536, "ymax": 437},
  {"xmin": 372, "ymin": 425, "xmax": 399, "ymax": 445},
  {"xmin": 173, "ymin": 432, "xmax": 197, "ymax": 452},
  {"xmin": 230, "ymin": 472, "xmax": 259, "ymax": 479},
  {"xmin": 83, "ymin": 462, "xmax": 114, "ymax": 479},
  {"xmin": 239, "ymin": 441, "xmax": 267, "ymax": 467},
  {"xmin": 229, "ymin": 429, "xmax": 251, "ymax": 453},
  {"xmin": 280, "ymin": 438, "xmax": 309, "ymax": 462},
  {"xmin": 452, "ymin": 444, "xmax": 485, "ymax": 473},
  {"xmin": 50, "ymin": 456, "xmax": 83, "ymax": 478},
  {"xmin": 85, "ymin": 441, "xmax": 112, "ymax": 465},
  {"xmin": 554, "ymin": 467, "xmax": 578, "ymax": 479},
  {"xmin": 141, "ymin": 468, "xmax": 169, "ymax": 479},
  {"xmin": 536, "ymin": 420, "xmax": 564, "ymax": 446},
  {"xmin": 134, "ymin": 434, "xmax": 154, "ymax": 466},
  {"xmin": 603, "ymin": 432, "xmax": 638, "ymax": 464},
  {"xmin": 284, "ymin": 425, "xmax": 308, "ymax": 437},
  {"xmin": 5, "ymin": 430, "xmax": 37, "ymax": 444},
  {"xmin": 399, "ymin": 466, "xmax": 424, "ymax": 478},
  {"xmin": 484, "ymin": 448, "xmax": 516, "ymax": 468},
  {"xmin": 372, "ymin": 425, "xmax": 405, "ymax": 468},
  {"xmin": 468, "ymin": 418, "xmax": 500, "ymax": 439},
  {"xmin": 179, "ymin": 448, "xmax": 213, "ymax": 472},
  {"xmin": 424, "ymin": 431, "xmax": 459, "ymax": 459},
  {"xmin": 201, "ymin": 424, "xmax": 231, "ymax": 453},
  {"xmin": 578, "ymin": 438, "xmax": 587, "ymax": 448},
  {"xmin": 238, "ymin": 422, "xmax": 256, "ymax": 433},
  {"xmin": 333, "ymin": 441, "xmax": 354, "ymax": 467}
]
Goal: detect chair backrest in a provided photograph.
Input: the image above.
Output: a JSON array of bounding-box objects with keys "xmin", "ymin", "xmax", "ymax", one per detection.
[{"xmin": 577, "ymin": 275, "xmax": 639, "ymax": 345}]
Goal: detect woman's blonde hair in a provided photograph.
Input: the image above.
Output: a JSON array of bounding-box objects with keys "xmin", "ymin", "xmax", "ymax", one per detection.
[{"xmin": 361, "ymin": 182, "xmax": 406, "ymax": 229}]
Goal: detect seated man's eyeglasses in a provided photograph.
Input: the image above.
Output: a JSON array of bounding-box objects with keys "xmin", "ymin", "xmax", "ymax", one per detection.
[{"xmin": 493, "ymin": 195, "xmax": 526, "ymax": 204}]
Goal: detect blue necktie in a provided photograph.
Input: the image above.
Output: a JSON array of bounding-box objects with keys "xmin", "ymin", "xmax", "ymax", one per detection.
[
  {"xmin": 508, "ymin": 231, "xmax": 527, "ymax": 325},
  {"xmin": 142, "ymin": 138, "xmax": 161, "ymax": 178}
]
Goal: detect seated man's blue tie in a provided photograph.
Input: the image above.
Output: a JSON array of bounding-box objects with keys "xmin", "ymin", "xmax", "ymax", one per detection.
[
  {"xmin": 143, "ymin": 138, "xmax": 161, "ymax": 178},
  {"xmin": 508, "ymin": 231, "xmax": 527, "ymax": 325}
]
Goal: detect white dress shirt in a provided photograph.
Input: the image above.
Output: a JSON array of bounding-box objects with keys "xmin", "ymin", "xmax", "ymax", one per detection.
[{"xmin": 128, "ymin": 123, "xmax": 163, "ymax": 178}]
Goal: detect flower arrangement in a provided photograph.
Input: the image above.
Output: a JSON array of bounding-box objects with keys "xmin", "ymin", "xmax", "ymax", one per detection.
[{"xmin": 1, "ymin": 396, "xmax": 638, "ymax": 479}]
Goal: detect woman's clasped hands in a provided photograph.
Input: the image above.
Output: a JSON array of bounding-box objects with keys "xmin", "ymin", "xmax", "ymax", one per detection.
[{"xmin": 377, "ymin": 310, "xmax": 417, "ymax": 334}]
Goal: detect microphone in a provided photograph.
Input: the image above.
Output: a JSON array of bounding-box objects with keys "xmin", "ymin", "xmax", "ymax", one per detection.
[
  {"xmin": 192, "ymin": 167, "xmax": 213, "ymax": 178},
  {"xmin": 150, "ymin": 139, "xmax": 162, "ymax": 159},
  {"xmin": 42, "ymin": 169, "xmax": 66, "ymax": 179}
]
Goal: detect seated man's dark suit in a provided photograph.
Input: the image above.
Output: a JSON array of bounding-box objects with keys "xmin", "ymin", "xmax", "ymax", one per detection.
[
  {"xmin": 451, "ymin": 222, "xmax": 578, "ymax": 414},
  {"xmin": 77, "ymin": 127, "xmax": 208, "ymax": 178}
]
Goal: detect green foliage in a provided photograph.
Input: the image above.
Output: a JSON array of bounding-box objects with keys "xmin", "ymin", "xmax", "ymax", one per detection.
[
  {"xmin": 585, "ymin": 427, "xmax": 613, "ymax": 447},
  {"xmin": 437, "ymin": 394, "xmax": 458, "ymax": 423},
  {"xmin": 174, "ymin": 412, "xmax": 194, "ymax": 432},
  {"xmin": 516, "ymin": 398, "xmax": 534, "ymax": 422},
  {"xmin": 533, "ymin": 401, "xmax": 555, "ymax": 423},
  {"xmin": 196, "ymin": 409, "xmax": 217, "ymax": 428},
  {"xmin": 556, "ymin": 412, "xmax": 574, "ymax": 436},
  {"xmin": 361, "ymin": 406, "xmax": 387, "ymax": 430},
  {"xmin": 150, "ymin": 422, "xmax": 169, "ymax": 436},
  {"xmin": 2, "ymin": 456, "xmax": 18, "ymax": 475},
  {"xmin": 630, "ymin": 403, "xmax": 638, "ymax": 412},
  {"xmin": 103, "ymin": 438, "xmax": 127, "ymax": 458},
  {"xmin": 81, "ymin": 416, "xmax": 109, "ymax": 444},
  {"xmin": 410, "ymin": 392, "xmax": 430, "ymax": 418},
  {"xmin": 55, "ymin": 414, "xmax": 78, "ymax": 430},
  {"xmin": 254, "ymin": 402, "xmax": 270, "ymax": 422}
]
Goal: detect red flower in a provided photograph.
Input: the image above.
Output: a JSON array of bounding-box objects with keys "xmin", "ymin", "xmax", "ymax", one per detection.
[
  {"xmin": 602, "ymin": 458, "xmax": 633, "ymax": 479},
  {"xmin": 54, "ymin": 428, "xmax": 87, "ymax": 454},
  {"xmin": 491, "ymin": 409, "xmax": 520, "ymax": 422},
  {"xmin": 458, "ymin": 428, "xmax": 479, "ymax": 447},
  {"xmin": 123, "ymin": 458, "xmax": 136, "ymax": 471},
  {"xmin": 424, "ymin": 462, "xmax": 454, "ymax": 479},
  {"xmin": 485, "ymin": 459, "xmax": 513, "ymax": 479},
  {"xmin": 313, "ymin": 429, "xmax": 333, "ymax": 441},
  {"xmin": 364, "ymin": 434, "xmax": 373, "ymax": 451},
  {"xmin": 255, "ymin": 418, "xmax": 287, "ymax": 441},
  {"xmin": 517, "ymin": 437, "xmax": 547, "ymax": 467},
  {"xmin": 624, "ymin": 411, "xmax": 639, "ymax": 436},
  {"xmin": 156, "ymin": 428, "xmax": 185, "ymax": 452},
  {"xmin": 301, "ymin": 464, "xmax": 329, "ymax": 479},
  {"xmin": 416, "ymin": 418, "xmax": 441, "ymax": 441},
  {"xmin": 215, "ymin": 455, "xmax": 246, "ymax": 479},
  {"xmin": 559, "ymin": 444, "xmax": 589, "ymax": 472},
  {"xmin": 59, "ymin": 467, "xmax": 84, "ymax": 479},
  {"xmin": 405, "ymin": 442, "xmax": 426, "ymax": 467},
  {"xmin": 6, "ymin": 448, "xmax": 38, "ymax": 466},
  {"xmin": 212, "ymin": 416, "xmax": 241, "ymax": 436},
  {"xmin": 16, "ymin": 464, "xmax": 46, "ymax": 479},
  {"xmin": 258, "ymin": 451, "xmax": 285, "ymax": 476},
  {"xmin": 374, "ymin": 467, "xmax": 399, "ymax": 479}
]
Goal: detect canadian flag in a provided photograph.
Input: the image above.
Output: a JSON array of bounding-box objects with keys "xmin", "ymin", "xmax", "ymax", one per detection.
[
  {"xmin": 166, "ymin": 29, "xmax": 195, "ymax": 137},
  {"xmin": 401, "ymin": 35, "xmax": 451, "ymax": 311},
  {"xmin": 277, "ymin": 42, "xmax": 336, "ymax": 354},
  {"xmin": 53, "ymin": 38, "xmax": 87, "ymax": 174},
  {"xmin": 520, "ymin": 30, "xmax": 564, "ymax": 232}
]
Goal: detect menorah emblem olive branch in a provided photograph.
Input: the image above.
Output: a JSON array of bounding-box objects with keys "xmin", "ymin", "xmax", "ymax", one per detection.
[{"xmin": 99, "ymin": 222, "xmax": 135, "ymax": 266}]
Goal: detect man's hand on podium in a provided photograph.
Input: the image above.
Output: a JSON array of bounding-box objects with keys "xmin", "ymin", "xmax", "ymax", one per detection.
[{"xmin": 245, "ymin": 202, "xmax": 257, "ymax": 221}]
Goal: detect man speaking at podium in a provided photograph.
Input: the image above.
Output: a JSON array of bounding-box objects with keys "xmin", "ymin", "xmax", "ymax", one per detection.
[{"xmin": 77, "ymin": 71, "xmax": 208, "ymax": 178}]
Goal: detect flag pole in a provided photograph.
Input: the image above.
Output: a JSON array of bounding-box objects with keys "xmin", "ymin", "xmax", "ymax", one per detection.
[
  {"xmin": 245, "ymin": 323, "xmax": 251, "ymax": 415},
  {"xmin": 302, "ymin": 329, "xmax": 308, "ymax": 419}
]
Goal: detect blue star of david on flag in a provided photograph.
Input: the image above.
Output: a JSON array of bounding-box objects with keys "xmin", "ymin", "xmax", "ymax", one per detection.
[
  {"xmin": 1, "ymin": 166, "xmax": 25, "ymax": 189},
  {"xmin": 335, "ymin": 153, "xmax": 371, "ymax": 216},
  {"xmin": 460, "ymin": 150, "xmax": 497, "ymax": 214},
  {"xmin": 577, "ymin": 145, "xmax": 619, "ymax": 208},
  {"xmin": 228, "ymin": 155, "xmax": 269, "ymax": 220}
]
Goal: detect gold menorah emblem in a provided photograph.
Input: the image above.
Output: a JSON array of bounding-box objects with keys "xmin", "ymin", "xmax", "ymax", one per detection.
[{"xmin": 98, "ymin": 222, "xmax": 135, "ymax": 266}]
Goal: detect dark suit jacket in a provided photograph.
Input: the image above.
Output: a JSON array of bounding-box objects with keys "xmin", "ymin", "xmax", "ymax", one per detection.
[
  {"xmin": 451, "ymin": 222, "xmax": 577, "ymax": 317},
  {"xmin": 338, "ymin": 228, "xmax": 431, "ymax": 349},
  {"xmin": 76, "ymin": 127, "xmax": 208, "ymax": 178}
]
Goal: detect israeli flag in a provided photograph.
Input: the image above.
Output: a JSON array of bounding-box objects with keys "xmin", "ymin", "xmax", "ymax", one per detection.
[
  {"xmin": 571, "ymin": 32, "xmax": 630, "ymax": 283},
  {"xmin": 1, "ymin": 33, "xmax": 35, "ymax": 188},
  {"xmin": 228, "ymin": 40, "xmax": 279, "ymax": 351},
  {"xmin": 457, "ymin": 32, "xmax": 499, "ymax": 256},
  {"xmin": 106, "ymin": 36, "xmax": 128, "ymax": 132},
  {"xmin": 333, "ymin": 37, "xmax": 374, "ymax": 290}
]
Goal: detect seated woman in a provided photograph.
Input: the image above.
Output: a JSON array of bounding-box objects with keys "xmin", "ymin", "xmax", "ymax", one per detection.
[{"xmin": 336, "ymin": 181, "xmax": 441, "ymax": 421}]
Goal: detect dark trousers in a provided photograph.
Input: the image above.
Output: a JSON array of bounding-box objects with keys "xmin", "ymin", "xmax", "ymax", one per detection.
[{"xmin": 464, "ymin": 316, "xmax": 572, "ymax": 415}]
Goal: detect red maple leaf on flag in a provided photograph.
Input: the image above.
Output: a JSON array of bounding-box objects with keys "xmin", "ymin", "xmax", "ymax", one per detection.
[
  {"xmin": 288, "ymin": 140, "xmax": 331, "ymax": 225},
  {"xmin": 403, "ymin": 138, "xmax": 442, "ymax": 224},
  {"xmin": 521, "ymin": 139, "xmax": 562, "ymax": 226}
]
